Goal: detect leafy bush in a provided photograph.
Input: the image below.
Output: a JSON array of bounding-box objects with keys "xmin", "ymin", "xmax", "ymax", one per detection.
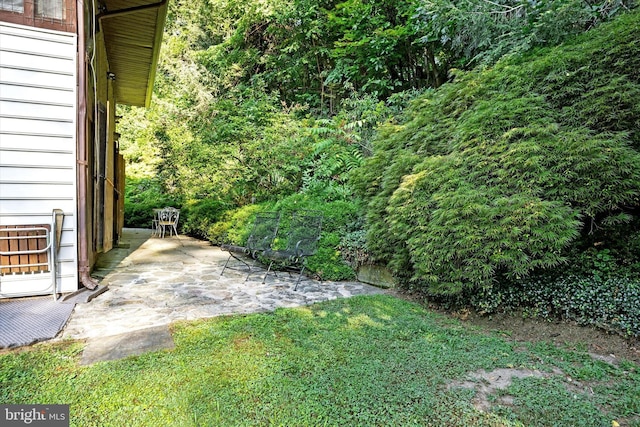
[
  {"xmin": 461, "ymin": 275, "xmax": 640, "ymax": 338},
  {"xmin": 413, "ymin": 0, "xmax": 631, "ymax": 69},
  {"xmin": 354, "ymin": 10, "xmax": 640, "ymax": 294},
  {"xmin": 179, "ymin": 198, "xmax": 232, "ymax": 240},
  {"xmin": 564, "ymin": 218, "xmax": 640, "ymax": 279},
  {"xmin": 124, "ymin": 177, "xmax": 180, "ymax": 228},
  {"xmin": 203, "ymin": 204, "xmax": 269, "ymax": 246},
  {"xmin": 191, "ymin": 194, "xmax": 359, "ymax": 281},
  {"xmin": 270, "ymin": 194, "xmax": 361, "ymax": 281},
  {"xmin": 306, "ymin": 232, "xmax": 357, "ymax": 281},
  {"xmin": 338, "ymin": 224, "xmax": 370, "ymax": 269}
]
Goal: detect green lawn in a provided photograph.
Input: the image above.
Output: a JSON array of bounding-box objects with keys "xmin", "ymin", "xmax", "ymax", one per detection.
[{"xmin": 1, "ymin": 295, "xmax": 638, "ymax": 426}]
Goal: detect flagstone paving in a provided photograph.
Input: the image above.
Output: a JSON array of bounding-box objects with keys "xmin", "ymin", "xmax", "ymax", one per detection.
[{"xmin": 59, "ymin": 228, "xmax": 385, "ymax": 341}]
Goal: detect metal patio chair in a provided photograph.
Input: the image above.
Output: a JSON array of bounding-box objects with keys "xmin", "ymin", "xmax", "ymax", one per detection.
[
  {"xmin": 220, "ymin": 211, "xmax": 281, "ymax": 281},
  {"xmin": 261, "ymin": 211, "xmax": 322, "ymax": 290},
  {"xmin": 157, "ymin": 207, "xmax": 180, "ymax": 238}
]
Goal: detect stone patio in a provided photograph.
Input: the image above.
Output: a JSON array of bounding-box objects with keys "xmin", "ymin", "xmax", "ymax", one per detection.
[{"xmin": 59, "ymin": 228, "xmax": 385, "ymax": 342}]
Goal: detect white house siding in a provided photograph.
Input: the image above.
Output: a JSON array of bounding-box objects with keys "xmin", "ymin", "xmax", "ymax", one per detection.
[{"xmin": 0, "ymin": 21, "xmax": 78, "ymax": 297}]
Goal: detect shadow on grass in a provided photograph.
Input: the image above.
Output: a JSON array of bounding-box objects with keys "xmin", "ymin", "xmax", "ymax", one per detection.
[{"xmin": 1, "ymin": 294, "xmax": 637, "ymax": 426}]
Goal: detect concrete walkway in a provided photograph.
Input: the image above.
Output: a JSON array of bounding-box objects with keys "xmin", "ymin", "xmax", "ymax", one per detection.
[{"xmin": 59, "ymin": 229, "xmax": 384, "ymax": 360}]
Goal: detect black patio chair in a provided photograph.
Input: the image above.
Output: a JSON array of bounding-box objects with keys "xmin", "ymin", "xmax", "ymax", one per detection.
[
  {"xmin": 261, "ymin": 211, "xmax": 323, "ymax": 290},
  {"xmin": 220, "ymin": 211, "xmax": 280, "ymax": 281}
]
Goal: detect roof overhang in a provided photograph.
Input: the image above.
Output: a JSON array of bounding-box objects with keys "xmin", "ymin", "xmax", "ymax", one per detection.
[{"xmin": 99, "ymin": 0, "xmax": 168, "ymax": 108}]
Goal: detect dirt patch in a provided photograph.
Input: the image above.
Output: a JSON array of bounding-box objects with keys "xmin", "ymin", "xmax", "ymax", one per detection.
[
  {"xmin": 391, "ymin": 290, "xmax": 640, "ymax": 365},
  {"xmin": 448, "ymin": 367, "xmax": 559, "ymax": 411},
  {"xmin": 458, "ymin": 310, "xmax": 640, "ymax": 365}
]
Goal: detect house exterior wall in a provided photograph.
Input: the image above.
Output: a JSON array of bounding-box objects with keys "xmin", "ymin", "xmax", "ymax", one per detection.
[
  {"xmin": 1, "ymin": 0, "xmax": 158, "ymax": 298},
  {"xmin": 0, "ymin": 21, "xmax": 79, "ymax": 296}
]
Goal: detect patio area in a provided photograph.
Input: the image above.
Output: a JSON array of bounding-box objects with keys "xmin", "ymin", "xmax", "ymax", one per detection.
[{"xmin": 59, "ymin": 228, "xmax": 384, "ymax": 342}]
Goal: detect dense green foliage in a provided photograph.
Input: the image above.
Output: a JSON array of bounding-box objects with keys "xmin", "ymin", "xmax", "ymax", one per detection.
[
  {"xmin": 160, "ymin": 0, "xmax": 631, "ymax": 110},
  {"xmin": 2, "ymin": 296, "xmax": 638, "ymax": 425},
  {"xmin": 427, "ymin": 219, "xmax": 640, "ymax": 337},
  {"xmin": 124, "ymin": 177, "xmax": 180, "ymax": 228},
  {"xmin": 413, "ymin": 0, "xmax": 629, "ymax": 68},
  {"xmin": 432, "ymin": 272, "xmax": 640, "ymax": 338},
  {"xmin": 118, "ymin": 0, "xmax": 640, "ymax": 333},
  {"xmin": 354, "ymin": 10, "xmax": 640, "ymax": 294}
]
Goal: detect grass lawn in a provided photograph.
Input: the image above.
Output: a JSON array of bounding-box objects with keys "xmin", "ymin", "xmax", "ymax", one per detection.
[{"xmin": 1, "ymin": 294, "xmax": 638, "ymax": 426}]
